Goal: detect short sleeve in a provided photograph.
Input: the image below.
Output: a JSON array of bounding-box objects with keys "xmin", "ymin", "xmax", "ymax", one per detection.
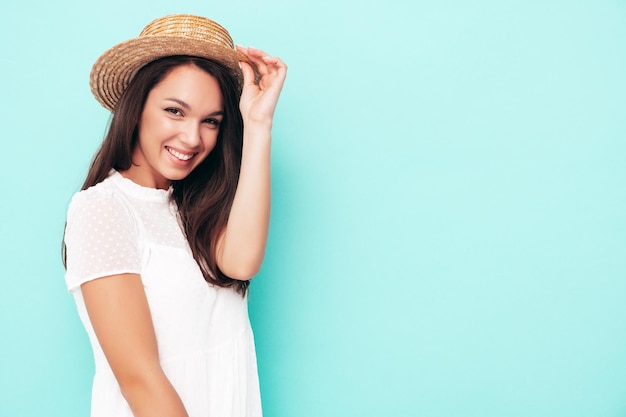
[{"xmin": 64, "ymin": 187, "xmax": 142, "ymax": 293}]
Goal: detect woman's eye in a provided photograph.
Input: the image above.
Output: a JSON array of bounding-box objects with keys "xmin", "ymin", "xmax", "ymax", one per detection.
[
  {"xmin": 203, "ymin": 118, "xmax": 220, "ymax": 128},
  {"xmin": 165, "ymin": 108, "xmax": 182, "ymax": 116}
]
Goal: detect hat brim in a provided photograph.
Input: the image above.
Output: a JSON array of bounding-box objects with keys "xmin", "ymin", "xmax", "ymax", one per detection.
[{"xmin": 90, "ymin": 36, "xmax": 249, "ymax": 111}]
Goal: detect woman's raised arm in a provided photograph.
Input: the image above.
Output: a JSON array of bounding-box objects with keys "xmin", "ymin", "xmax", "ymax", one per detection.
[{"xmin": 216, "ymin": 46, "xmax": 287, "ymax": 280}]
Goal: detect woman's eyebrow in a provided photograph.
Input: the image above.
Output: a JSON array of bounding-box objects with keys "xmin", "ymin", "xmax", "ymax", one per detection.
[
  {"xmin": 166, "ymin": 97, "xmax": 191, "ymax": 109},
  {"xmin": 165, "ymin": 98, "xmax": 224, "ymax": 116}
]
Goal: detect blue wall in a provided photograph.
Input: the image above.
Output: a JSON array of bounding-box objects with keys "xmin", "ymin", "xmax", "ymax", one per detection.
[{"xmin": 1, "ymin": 1, "xmax": 625, "ymax": 416}]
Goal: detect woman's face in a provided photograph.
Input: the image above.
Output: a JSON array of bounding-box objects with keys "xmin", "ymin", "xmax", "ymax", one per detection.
[{"xmin": 123, "ymin": 63, "xmax": 224, "ymax": 189}]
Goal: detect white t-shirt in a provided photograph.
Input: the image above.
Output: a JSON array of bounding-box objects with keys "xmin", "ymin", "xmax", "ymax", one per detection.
[{"xmin": 64, "ymin": 170, "xmax": 262, "ymax": 417}]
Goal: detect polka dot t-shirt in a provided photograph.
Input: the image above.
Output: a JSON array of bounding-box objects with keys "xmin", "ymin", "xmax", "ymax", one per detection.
[
  {"xmin": 64, "ymin": 170, "xmax": 190, "ymax": 290},
  {"xmin": 63, "ymin": 170, "xmax": 262, "ymax": 417}
]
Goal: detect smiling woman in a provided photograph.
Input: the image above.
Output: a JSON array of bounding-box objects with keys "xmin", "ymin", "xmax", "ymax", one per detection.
[
  {"xmin": 125, "ymin": 63, "xmax": 224, "ymax": 189},
  {"xmin": 62, "ymin": 14, "xmax": 286, "ymax": 417}
]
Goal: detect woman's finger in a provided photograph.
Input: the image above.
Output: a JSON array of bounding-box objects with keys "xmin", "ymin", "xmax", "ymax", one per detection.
[
  {"xmin": 238, "ymin": 46, "xmax": 269, "ymax": 75},
  {"xmin": 239, "ymin": 60, "xmax": 257, "ymax": 88},
  {"xmin": 236, "ymin": 45, "xmax": 266, "ymax": 78}
]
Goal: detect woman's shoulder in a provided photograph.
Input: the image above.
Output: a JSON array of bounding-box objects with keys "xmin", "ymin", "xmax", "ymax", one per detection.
[
  {"xmin": 69, "ymin": 176, "xmax": 115, "ymax": 208},
  {"xmin": 67, "ymin": 175, "xmax": 134, "ymax": 224}
]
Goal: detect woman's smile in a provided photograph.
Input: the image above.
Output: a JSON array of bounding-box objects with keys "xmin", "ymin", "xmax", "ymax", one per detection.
[{"xmin": 165, "ymin": 146, "xmax": 197, "ymax": 162}]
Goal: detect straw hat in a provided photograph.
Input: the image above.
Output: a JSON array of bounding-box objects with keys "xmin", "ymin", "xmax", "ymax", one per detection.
[{"xmin": 90, "ymin": 14, "xmax": 248, "ymax": 111}]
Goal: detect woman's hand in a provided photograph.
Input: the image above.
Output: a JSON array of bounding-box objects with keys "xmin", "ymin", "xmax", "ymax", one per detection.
[{"xmin": 237, "ymin": 46, "xmax": 287, "ymax": 126}]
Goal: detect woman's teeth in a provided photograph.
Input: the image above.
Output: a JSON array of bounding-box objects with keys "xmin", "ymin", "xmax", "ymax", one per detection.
[{"xmin": 167, "ymin": 147, "xmax": 195, "ymax": 161}]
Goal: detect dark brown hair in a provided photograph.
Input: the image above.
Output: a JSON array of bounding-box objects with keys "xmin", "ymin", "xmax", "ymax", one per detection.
[{"xmin": 77, "ymin": 55, "xmax": 248, "ymax": 294}]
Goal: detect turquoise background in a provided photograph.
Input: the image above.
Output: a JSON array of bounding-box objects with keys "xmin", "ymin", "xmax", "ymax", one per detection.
[{"xmin": 1, "ymin": 0, "xmax": 626, "ymax": 416}]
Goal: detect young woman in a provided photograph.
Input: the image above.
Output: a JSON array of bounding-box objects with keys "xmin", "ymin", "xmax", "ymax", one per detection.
[{"xmin": 63, "ymin": 14, "xmax": 286, "ymax": 417}]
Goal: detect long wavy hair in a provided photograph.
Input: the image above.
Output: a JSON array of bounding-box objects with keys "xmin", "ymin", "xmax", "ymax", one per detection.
[{"xmin": 69, "ymin": 55, "xmax": 248, "ymax": 295}]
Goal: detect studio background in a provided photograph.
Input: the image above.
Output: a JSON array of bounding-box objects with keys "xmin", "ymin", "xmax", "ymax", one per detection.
[{"xmin": 1, "ymin": 0, "xmax": 626, "ymax": 416}]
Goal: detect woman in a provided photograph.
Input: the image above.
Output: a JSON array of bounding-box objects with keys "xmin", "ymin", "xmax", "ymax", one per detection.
[{"xmin": 63, "ymin": 14, "xmax": 286, "ymax": 417}]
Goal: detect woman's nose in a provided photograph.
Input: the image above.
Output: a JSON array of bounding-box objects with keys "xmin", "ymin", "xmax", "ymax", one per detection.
[{"xmin": 180, "ymin": 123, "xmax": 202, "ymax": 148}]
